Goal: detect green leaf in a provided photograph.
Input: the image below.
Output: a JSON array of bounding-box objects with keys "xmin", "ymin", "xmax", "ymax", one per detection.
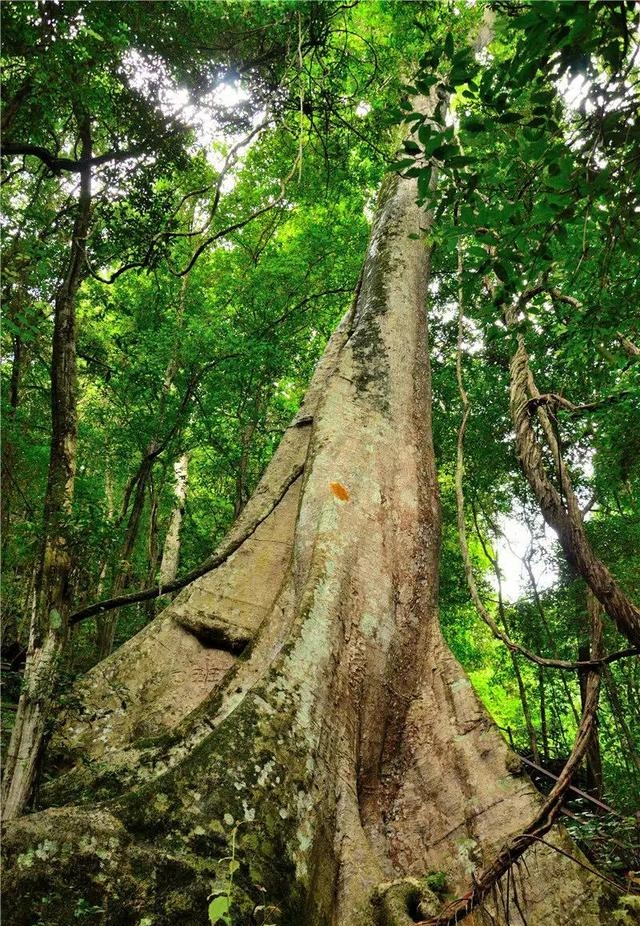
[
  {"xmin": 537, "ymin": 243, "xmax": 554, "ymax": 262},
  {"xmin": 447, "ymin": 155, "xmax": 474, "ymax": 168},
  {"xmin": 208, "ymin": 895, "xmax": 230, "ymax": 925},
  {"xmin": 228, "ymin": 859, "xmax": 240, "ymax": 875},
  {"xmin": 497, "ymin": 112, "xmax": 521, "ymax": 124},
  {"xmin": 402, "ymin": 140, "xmax": 421, "ymax": 155},
  {"xmin": 463, "ymin": 119, "xmax": 486, "ymax": 134},
  {"xmin": 83, "ymin": 27, "xmax": 104, "ymax": 42},
  {"xmin": 466, "ymin": 173, "xmax": 480, "ymax": 192},
  {"xmin": 444, "ymin": 32, "xmax": 454, "ymax": 60},
  {"xmin": 416, "ymin": 74, "xmax": 439, "ymax": 92},
  {"xmin": 388, "ymin": 159, "xmax": 417, "ymax": 171},
  {"xmin": 494, "ymin": 261, "xmax": 509, "ymax": 282},
  {"xmin": 450, "ymin": 66, "xmax": 471, "ymax": 85},
  {"xmin": 417, "ymin": 168, "xmax": 432, "ymax": 200},
  {"xmin": 431, "ymin": 144, "xmax": 458, "ymax": 160},
  {"xmin": 418, "ymin": 124, "xmax": 432, "ymax": 146}
]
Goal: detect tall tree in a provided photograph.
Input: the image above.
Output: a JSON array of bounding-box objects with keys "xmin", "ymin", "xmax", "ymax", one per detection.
[
  {"xmin": 2, "ymin": 1, "xmax": 638, "ymax": 922},
  {"xmin": 3, "ymin": 104, "xmax": 609, "ymax": 926}
]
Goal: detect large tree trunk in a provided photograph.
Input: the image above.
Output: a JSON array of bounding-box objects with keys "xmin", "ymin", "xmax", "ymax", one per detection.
[{"xmin": 3, "ymin": 172, "xmax": 609, "ymax": 924}]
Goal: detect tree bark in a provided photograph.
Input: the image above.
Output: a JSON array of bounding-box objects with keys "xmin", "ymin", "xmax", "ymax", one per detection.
[
  {"xmin": 159, "ymin": 452, "xmax": 189, "ymax": 585},
  {"xmin": 1, "ymin": 111, "xmax": 92, "ymax": 821},
  {"xmin": 3, "ymin": 169, "xmax": 609, "ymax": 923}
]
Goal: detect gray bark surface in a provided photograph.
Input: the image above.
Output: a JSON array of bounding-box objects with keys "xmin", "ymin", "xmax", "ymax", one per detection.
[{"xmin": 159, "ymin": 453, "xmax": 190, "ymax": 585}]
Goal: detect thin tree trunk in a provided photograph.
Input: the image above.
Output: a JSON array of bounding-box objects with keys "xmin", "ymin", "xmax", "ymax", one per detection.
[
  {"xmin": 510, "ymin": 652, "xmax": 540, "ymax": 761},
  {"xmin": 578, "ymin": 592, "xmax": 604, "ymax": 799},
  {"xmin": 1, "ymin": 111, "xmax": 92, "ymax": 822},
  {"xmin": 159, "ymin": 452, "xmax": 189, "ymax": 585},
  {"xmin": 96, "ymin": 468, "xmax": 114, "ymax": 600},
  {"xmin": 522, "ymin": 549, "xmax": 581, "ymax": 726},
  {"xmin": 142, "ymin": 475, "xmax": 163, "ymax": 621},
  {"xmin": 1, "ymin": 329, "xmax": 24, "ymax": 554},
  {"xmin": 1, "ymin": 282, "xmax": 29, "ymax": 659},
  {"xmin": 96, "ymin": 454, "xmax": 156, "ymax": 659},
  {"xmin": 147, "ymin": 478, "xmax": 161, "ymax": 582},
  {"xmin": 95, "ymin": 278, "xmax": 191, "ymax": 658},
  {"xmin": 538, "ymin": 667, "xmax": 550, "ymax": 761},
  {"xmin": 233, "ymin": 412, "xmax": 259, "ymax": 519},
  {"xmin": 3, "ymin": 140, "xmax": 608, "ymax": 922},
  {"xmin": 602, "ymin": 665, "xmax": 640, "ymax": 773},
  {"xmin": 493, "ymin": 554, "xmax": 540, "ymax": 763},
  {"xmin": 0, "ymin": 339, "xmax": 24, "ymax": 660}
]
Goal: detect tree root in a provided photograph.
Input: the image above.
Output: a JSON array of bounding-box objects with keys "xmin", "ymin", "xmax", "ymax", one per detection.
[
  {"xmin": 69, "ymin": 464, "xmax": 304, "ymax": 626},
  {"xmin": 374, "ymin": 878, "xmax": 440, "ymax": 926}
]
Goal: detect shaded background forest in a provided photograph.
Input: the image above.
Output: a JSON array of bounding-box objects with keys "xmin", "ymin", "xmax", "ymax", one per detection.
[{"xmin": 2, "ymin": 0, "xmax": 639, "ymax": 887}]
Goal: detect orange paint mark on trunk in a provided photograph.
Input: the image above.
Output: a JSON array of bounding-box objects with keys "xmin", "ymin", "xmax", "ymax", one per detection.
[{"xmin": 329, "ymin": 482, "xmax": 350, "ymax": 501}]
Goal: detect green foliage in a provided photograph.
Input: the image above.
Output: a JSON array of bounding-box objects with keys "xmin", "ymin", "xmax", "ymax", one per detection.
[
  {"xmin": 2, "ymin": 0, "xmax": 390, "ymax": 667},
  {"xmin": 419, "ymin": 0, "xmax": 640, "ymax": 844},
  {"xmin": 209, "ymin": 895, "xmax": 232, "ymax": 926},
  {"xmin": 424, "ymin": 871, "xmax": 448, "ymax": 895},
  {"xmin": 208, "ymin": 820, "xmax": 239, "ymax": 926},
  {"xmin": 207, "ymin": 818, "xmax": 280, "ymax": 926},
  {"xmin": 612, "ymin": 894, "xmax": 640, "ymax": 925},
  {"xmin": 73, "ymin": 898, "xmax": 104, "ymax": 919}
]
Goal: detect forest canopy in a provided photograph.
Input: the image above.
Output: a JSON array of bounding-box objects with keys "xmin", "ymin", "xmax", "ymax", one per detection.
[{"xmin": 1, "ymin": 2, "xmax": 639, "ymax": 924}]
